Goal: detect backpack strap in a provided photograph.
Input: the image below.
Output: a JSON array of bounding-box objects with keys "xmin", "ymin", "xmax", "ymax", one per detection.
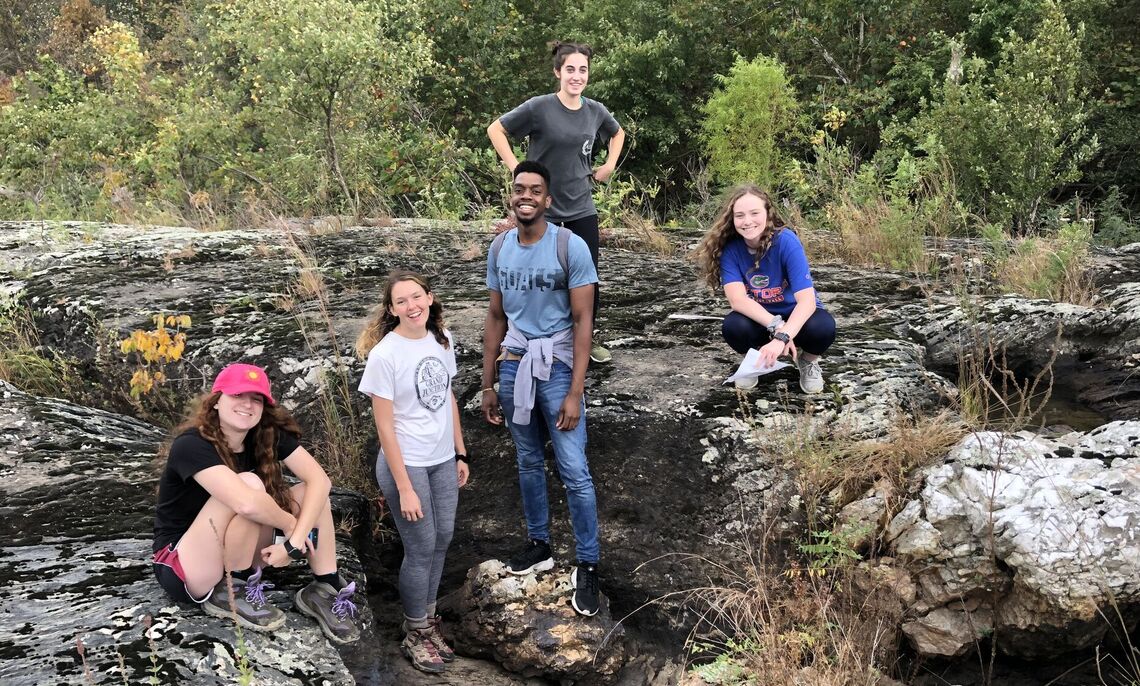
[
  {"xmin": 555, "ymin": 225, "xmax": 570, "ymax": 277},
  {"xmin": 489, "ymin": 225, "xmax": 571, "ymax": 279},
  {"xmin": 489, "ymin": 230, "xmax": 507, "ymax": 269}
]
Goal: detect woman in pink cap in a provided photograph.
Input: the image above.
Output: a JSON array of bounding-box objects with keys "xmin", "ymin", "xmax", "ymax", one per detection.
[{"xmin": 152, "ymin": 363, "xmax": 361, "ymax": 644}]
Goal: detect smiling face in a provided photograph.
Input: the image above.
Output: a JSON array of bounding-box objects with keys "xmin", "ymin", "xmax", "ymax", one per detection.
[
  {"xmin": 555, "ymin": 52, "xmax": 589, "ymax": 97},
  {"xmin": 215, "ymin": 391, "xmax": 265, "ymax": 437},
  {"xmin": 388, "ymin": 278, "xmax": 434, "ymax": 334},
  {"xmin": 510, "ymin": 171, "xmax": 552, "ymax": 226},
  {"xmin": 732, "ymin": 192, "xmax": 771, "ymax": 248}
]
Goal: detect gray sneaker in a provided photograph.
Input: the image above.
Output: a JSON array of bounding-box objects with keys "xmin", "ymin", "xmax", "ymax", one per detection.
[
  {"xmin": 590, "ymin": 343, "xmax": 613, "ymax": 364},
  {"xmin": 295, "ymin": 579, "xmax": 361, "ymax": 644},
  {"xmin": 202, "ymin": 568, "xmax": 286, "ymax": 632},
  {"xmin": 798, "ymin": 358, "xmax": 824, "ymax": 394}
]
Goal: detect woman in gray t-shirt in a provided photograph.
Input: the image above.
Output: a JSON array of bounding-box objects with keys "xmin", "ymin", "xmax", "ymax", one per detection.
[{"xmin": 487, "ymin": 41, "xmax": 625, "ymax": 364}]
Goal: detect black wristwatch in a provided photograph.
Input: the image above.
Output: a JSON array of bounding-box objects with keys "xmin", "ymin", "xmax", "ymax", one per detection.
[
  {"xmin": 455, "ymin": 453, "xmax": 469, "ymax": 464},
  {"xmin": 773, "ymin": 331, "xmax": 791, "ymax": 344},
  {"xmin": 283, "ymin": 538, "xmax": 306, "ymax": 561}
]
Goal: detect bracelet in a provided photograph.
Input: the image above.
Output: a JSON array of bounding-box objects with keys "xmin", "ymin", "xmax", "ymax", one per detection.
[
  {"xmin": 455, "ymin": 453, "xmax": 469, "ymax": 464},
  {"xmin": 482, "ymin": 387, "xmax": 496, "ymax": 393}
]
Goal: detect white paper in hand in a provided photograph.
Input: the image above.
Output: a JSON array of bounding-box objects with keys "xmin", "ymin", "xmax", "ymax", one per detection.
[{"xmin": 724, "ymin": 348, "xmax": 790, "ymax": 384}]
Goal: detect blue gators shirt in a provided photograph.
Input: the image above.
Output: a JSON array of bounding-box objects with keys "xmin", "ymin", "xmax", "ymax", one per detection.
[
  {"xmin": 719, "ymin": 229, "xmax": 823, "ymax": 317},
  {"xmin": 487, "ymin": 223, "xmax": 598, "ymax": 339}
]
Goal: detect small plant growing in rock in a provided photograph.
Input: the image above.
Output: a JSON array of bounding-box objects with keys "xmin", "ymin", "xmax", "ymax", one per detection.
[{"xmin": 119, "ymin": 313, "xmax": 190, "ymax": 398}]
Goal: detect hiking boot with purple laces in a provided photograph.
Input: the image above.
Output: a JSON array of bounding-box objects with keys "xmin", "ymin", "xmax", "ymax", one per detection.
[
  {"xmin": 295, "ymin": 578, "xmax": 362, "ymax": 644},
  {"xmin": 202, "ymin": 568, "xmax": 286, "ymax": 632}
]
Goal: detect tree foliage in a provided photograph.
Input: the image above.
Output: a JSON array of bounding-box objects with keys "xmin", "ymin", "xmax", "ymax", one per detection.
[
  {"xmin": 0, "ymin": 0, "xmax": 1134, "ymax": 227},
  {"xmin": 700, "ymin": 55, "xmax": 801, "ymax": 189}
]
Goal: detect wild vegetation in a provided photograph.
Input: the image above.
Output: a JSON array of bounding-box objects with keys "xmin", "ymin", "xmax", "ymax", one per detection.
[
  {"xmin": 0, "ymin": 0, "xmax": 1134, "ymax": 251},
  {"xmin": 1, "ymin": 1, "xmax": 1138, "ymax": 682}
]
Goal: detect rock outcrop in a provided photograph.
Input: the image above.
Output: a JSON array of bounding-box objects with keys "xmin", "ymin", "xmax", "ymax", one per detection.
[
  {"xmin": 0, "ymin": 380, "xmax": 371, "ymax": 686},
  {"xmin": 4, "ymin": 220, "xmax": 1140, "ymax": 682},
  {"xmin": 440, "ymin": 560, "xmax": 625, "ymax": 684},
  {"xmin": 887, "ymin": 421, "xmax": 1140, "ymax": 658}
]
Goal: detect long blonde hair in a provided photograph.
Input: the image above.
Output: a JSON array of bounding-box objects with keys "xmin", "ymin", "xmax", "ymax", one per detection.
[
  {"xmin": 355, "ymin": 270, "xmax": 449, "ymax": 358},
  {"xmin": 693, "ymin": 185, "xmax": 786, "ymax": 290}
]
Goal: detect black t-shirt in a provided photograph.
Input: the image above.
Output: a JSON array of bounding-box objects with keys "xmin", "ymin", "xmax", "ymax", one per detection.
[{"xmin": 152, "ymin": 427, "xmax": 301, "ymax": 552}]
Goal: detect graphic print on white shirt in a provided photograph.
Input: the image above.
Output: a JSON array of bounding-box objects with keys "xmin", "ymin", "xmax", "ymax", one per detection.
[{"xmin": 415, "ymin": 356, "xmax": 450, "ymax": 411}]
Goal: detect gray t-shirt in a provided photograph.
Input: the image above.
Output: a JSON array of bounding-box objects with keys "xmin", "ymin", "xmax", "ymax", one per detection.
[
  {"xmin": 499, "ymin": 94, "xmax": 621, "ymax": 222},
  {"xmin": 486, "ymin": 223, "xmax": 598, "ymax": 339}
]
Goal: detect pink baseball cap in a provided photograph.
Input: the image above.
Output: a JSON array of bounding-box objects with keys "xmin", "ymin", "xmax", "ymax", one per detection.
[{"xmin": 211, "ymin": 363, "xmax": 276, "ymax": 405}]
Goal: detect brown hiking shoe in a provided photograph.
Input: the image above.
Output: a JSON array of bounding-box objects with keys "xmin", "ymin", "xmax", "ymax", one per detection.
[
  {"xmin": 294, "ymin": 579, "xmax": 361, "ymax": 644},
  {"xmin": 401, "ymin": 627, "xmax": 446, "ymax": 673},
  {"xmin": 403, "ymin": 616, "xmax": 455, "ymax": 662}
]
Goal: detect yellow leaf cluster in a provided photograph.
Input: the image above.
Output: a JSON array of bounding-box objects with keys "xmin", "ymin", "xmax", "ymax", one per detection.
[
  {"xmin": 129, "ymin": 369, "xmax": 167, "ymax": 398},
  {"xmin": 119, "ymin": 313, "xmax": 191, "ymax": 396}
]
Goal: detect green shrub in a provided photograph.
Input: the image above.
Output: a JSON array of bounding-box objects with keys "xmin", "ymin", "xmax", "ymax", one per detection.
[
  {"xmin": 699, "ymin": 55, "xmax": 800, "ymax": 189},
  {"xmin": 1091, "ymin": 186, "xmax": 1140, "ymax": 247},
  {"xmin": 892, "ymin": 1, "xmax": 1098, "ymax": 230}
]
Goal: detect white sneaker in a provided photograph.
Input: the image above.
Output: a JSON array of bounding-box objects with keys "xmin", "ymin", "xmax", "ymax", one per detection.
[
  {"xmin": 797, "ymin": 358, "xmax": 824, "ymax": 394},
  {"xmin": 734, "ymin": 375, "xmax": 758, "ymax": 390}
]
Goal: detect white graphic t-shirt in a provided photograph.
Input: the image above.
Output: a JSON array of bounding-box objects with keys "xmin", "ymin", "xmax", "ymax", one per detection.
[{"xmin": 358, "ymin": 329, "xmax": 457, "ymax": 467}]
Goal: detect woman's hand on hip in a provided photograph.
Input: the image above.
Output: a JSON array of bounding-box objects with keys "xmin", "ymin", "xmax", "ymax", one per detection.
[{"xmin": 592, "ymin": 163, "xmax": 615, "ymax": 183}]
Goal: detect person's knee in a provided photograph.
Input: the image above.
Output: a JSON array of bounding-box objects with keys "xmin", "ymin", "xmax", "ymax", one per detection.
[
  {"xmin": 557, "ymin": 458, "xmax": 594, "ymax": 492},
  {"xmin": 802, "ymin": 309, "xmax": 837, "ymax": 352},
  {"xmin": 721, "ymin": 313, "xmax": 754, "ymax": 353}
]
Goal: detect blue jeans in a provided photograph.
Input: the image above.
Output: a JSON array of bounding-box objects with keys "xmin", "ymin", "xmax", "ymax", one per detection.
[{"xmin": 497, "ymin": 360, "xmax": 599, "ymax": 563}]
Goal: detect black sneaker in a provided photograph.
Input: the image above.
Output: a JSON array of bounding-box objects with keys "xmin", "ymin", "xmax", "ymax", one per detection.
[
  {"xmin": 507, "ymin": 539, "xmax": 554, "ymax": 575},
  {"xmin": 570, "ymin": 562, "xmax": 600, "ymax": 616}
]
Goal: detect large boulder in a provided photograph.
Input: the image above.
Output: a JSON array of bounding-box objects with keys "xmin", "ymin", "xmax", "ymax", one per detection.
[
  {"xmin": 887, "ymin": 421, "xmax": 1140, "ymax": 658},
  {"xmin": 0, "ymin": 380, "xmax": 371, "ymax": 685},
  {"xmin": 440, "ymin": 560, "xmax": 625, "ymax": 684}
]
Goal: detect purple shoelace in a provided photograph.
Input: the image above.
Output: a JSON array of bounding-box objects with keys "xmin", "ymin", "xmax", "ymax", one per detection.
[
  {"xmin": 243, "ymin": 568, "xmax": 274, "ymax": 607},
  {"xmin": 331, "ymin": 581, "xmax": 358, "ymax": 620}
]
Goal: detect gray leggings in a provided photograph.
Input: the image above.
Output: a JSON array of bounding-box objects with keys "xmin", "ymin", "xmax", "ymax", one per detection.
[{"xmin": 375, "ymin": 457, "xmax": 458, "ymax": 620}]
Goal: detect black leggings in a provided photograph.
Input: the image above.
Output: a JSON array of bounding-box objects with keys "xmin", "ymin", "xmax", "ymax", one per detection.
[
  {"xmin": 722, "ymin": 309, "xmax": 837, "ymax": 356},
  {"xmin": 551, "ymin": 214, "xmax": 600, "ymax": 324}
]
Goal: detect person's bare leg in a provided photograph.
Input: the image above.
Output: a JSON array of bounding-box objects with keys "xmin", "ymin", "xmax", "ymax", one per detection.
[{"xmin": 176, "ymin": 472, "xmax": 267, "ymax": 597}]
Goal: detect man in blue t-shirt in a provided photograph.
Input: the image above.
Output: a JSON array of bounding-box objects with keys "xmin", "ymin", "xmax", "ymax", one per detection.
[{"xmin": 481, "ymin": 161, "xmax": 603, "ymax": 617}]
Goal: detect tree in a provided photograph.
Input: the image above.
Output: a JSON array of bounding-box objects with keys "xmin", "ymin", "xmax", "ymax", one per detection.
[
  {"xmin": 204, "ymin": 0, "xmax": 432, "ymax": 212},
  {"xmin": 700, "ymin": 55, "xmax": 801, "ymax": 189}
]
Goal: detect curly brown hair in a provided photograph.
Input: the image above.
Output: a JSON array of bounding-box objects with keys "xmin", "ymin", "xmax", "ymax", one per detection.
[
  {"xmin": 162, "ymin": 391, "xmax": 300, "ymax": 512},
  {"xmin": 355, "ymin": 270, "xmax": 449, "ymax": 359},
  {"xmin": 693, "ymin": 185, "xmax": 786, "ymax": 291}
]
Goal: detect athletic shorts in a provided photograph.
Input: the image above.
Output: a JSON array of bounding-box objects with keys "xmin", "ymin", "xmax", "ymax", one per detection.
[{"xmin": 152, "ymin": 543, "xmax": 211, "ymax": 604}]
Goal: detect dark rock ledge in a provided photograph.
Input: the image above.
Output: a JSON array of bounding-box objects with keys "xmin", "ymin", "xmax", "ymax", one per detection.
[{"xmin": 2, "ymin": 220, "xmax": 1139, "ymax": 684}]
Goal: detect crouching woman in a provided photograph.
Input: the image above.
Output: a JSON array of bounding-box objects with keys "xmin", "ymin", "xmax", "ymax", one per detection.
[{"xmin": 151, "ymin": 363, "xmax": 361, "ymax": 644}]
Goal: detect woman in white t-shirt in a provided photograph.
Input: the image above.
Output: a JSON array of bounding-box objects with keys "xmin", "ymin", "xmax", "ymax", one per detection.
[{"xmin": 356, "ymin": 270, "xmax": 469, "ymax": 674}]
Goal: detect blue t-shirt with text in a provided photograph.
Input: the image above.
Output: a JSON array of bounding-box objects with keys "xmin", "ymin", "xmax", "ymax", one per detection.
[
  {"xmin": 486, "ymin": 223, "xmax": 598, "ymax": 339},
  {"xmin": 719, "ymin": 230, "xmax": 823, "ymax": 317}
]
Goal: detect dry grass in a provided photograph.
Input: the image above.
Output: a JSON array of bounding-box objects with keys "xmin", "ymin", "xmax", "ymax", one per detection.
[
  {"xmin": 606, "ymin": 209, "xmax": 677, "ymax": 256},
  {"xmin": 675, "ymin": 404, "xmax": 968, "ymax": 684},
  {"xmin": 678, "ymin": 525, "xmax": 905, "ymax": 686},
  {"xmin": 276, "ymin": 221, "xmax": 375, "ymax": 498},
  {"xmin": 952, "ymin": 323, "xmax": 1061, "ymax": 432},
  {"xmin": 986, "ymin": 223, "xmax": 1098, "ymax": 305},
  {"xmin": 0, "ymin": 303, "xmax": 75, "ymax": 396}
]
